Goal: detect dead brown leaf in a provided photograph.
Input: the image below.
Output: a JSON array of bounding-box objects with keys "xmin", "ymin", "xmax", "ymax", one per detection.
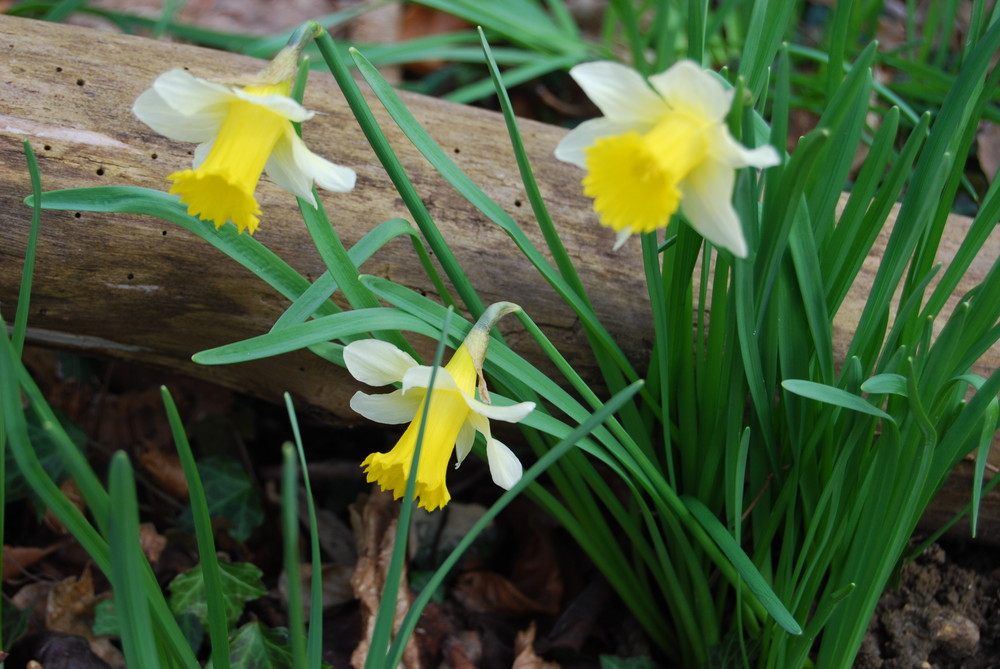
[
  {"xmin": 139, "ymin": 522, "xmax": 167, "ymax": 565},
  {"xmin": 349, "ymin": 491, "xmax": 421, "ymax": 669},
  {"xmin": 45, "ymin": 567, "xmax": 124, "ymax": 668},
  {"xmin": 137, "ymin": 445, "xmax": 189, "ymax": 500},
  {"xmin": 348, "ymin": 3, "xmax": 402, "ymax": 83},
  {"xmin": 978, "ymin": 122, "xmax": 1000, "ymax": 184},
  {"xmin": 536, "ymin": 579, "xmax": 612, "ymax": 654},
  {"xmin": 410, "ymin": 503, "xmax": 492, "ymax": 569},
  {"xmin": 513, "ymin": 622, "xmax": 559, "ymax": 669},
  {"xmin": 12, "ymin": 581, "xmax": 53, "ymax": 631},
  {"xmin": 43, "ymin": 479, "xmax": 85, "ymax": 534},
  {"xmin": 278, "ymin": 562, "xmax": 355, "ymax": 620},
  {"xmin": 3, "ymin": 543, "xmax": 64, "ymax": 581},
  {"xmin": 399, "ymin": 5, "xmax": 470, "ymax": 75},
  {"xmin": 444, "ymin": 631, "xmax": 482, "ymax": 669},
  {"xmin": 6, "ymin": 631, "xmax": 114, "ymax": 669},
  {"xmin": 46, "ymin": 566, "xmax": 101, "ymax": 636},
  {"xmin": 452, "ymin": 571, "xmax": 553, "ymax": 616},
  {"xmin": 510, "ymin": 508, "xmax": 563, "ymax": 615}
]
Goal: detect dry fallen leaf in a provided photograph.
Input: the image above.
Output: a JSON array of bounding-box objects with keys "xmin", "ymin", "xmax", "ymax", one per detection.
[
  {"xmin": 398, "ymin": 5, "xmax": 471, "ymax": 75},
  {"xmin": 43, "ymin": 479, "xmax": 85, "ymax": 534},
  {"xmin": 278, "ymin": 562, "xmax": 355, "ymax": 619},
  {"xmin": 3, "ymin": 543, "xmax": 64, "ymax": 581},
  {"xmin": 349, "ymin": 491, "xmax": 421, "ymax": 669},
  {"xmin": 12, "ymin": 581, "xmax": 53, "ymax": 631},
  {"xmin": 452, "ymin": 571, "xmax": 553, "ymax": 616},
  {"xmin": 513, "ymin": 622, "xmax": 559, "ymax": 669},
  {"xmin": 45, "ymin": 567, "xmax": 124, "ymax": 668},
  {"xmin": 978, "ymin": 122, "xmax": 1000, "ymax": 184},
  {"xmin": 444, "ymin": 631, "xmax": 482, "ymax": 669},
  {"xmin": 139, "ymin": 522, "xmax": 168, "ymax": 565},
  {"xmin": 510, "ymin": 508, "xmax": 563, "ymax": 615},
  {"xmin": 137, "ymin": 445, "xmax": 190, "ymax": 500},
  {"xmin": 6, "ymin": 631, "xmax": 113, "ymax": 669}
]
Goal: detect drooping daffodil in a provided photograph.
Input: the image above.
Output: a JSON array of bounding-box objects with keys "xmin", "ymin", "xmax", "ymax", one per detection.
[
  {"xmin": 344, "ymin": 303, "xmax": 535, "ymax": 511},
  {"xmin": 132, "ymin": 29, "xmax": 355, "ymax": 235},
  {"xmin": 555, "ymin": 60, "xmax": 780, "ymax": 256}
]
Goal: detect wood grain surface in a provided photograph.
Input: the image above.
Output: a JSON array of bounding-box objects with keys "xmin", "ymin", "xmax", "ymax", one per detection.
[{"xmin": 1, "ymin": 16, "xmax": 997, "ymax": 534}]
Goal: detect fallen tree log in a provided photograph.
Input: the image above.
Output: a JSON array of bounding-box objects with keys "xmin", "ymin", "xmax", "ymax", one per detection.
[{"xmin": 1, "ymin": 15, "xmax": 998, "ymax": 536}]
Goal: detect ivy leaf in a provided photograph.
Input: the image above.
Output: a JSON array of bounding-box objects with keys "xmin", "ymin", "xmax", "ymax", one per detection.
[
  {"xmin": 600, "ymin": 656, "xmax": 658, "ymax": 669},
  {"xmin": 206, "ymin": 622, "xmax": 292, "ymax": 669},
  {"xmin": 5, "ymin": 408, "xmax": 85, "ymax": 503},
  {"xmin": 178, "ymin": 456, "xmax": 264, "ymax": 542},
  {"xmin": 169, "ymin": 562, "xmax": 267, "ymax": 629},
  {"xmin": 2, "ymin": 597, "xmax": 30, "ymax": 648},
  {"xmin": 92, "ymin": 599, "xmax": 120, "ymax": 636},
  {"xmin": 94, "ymin": 599, "xmax": 204, "ymax": 654}
]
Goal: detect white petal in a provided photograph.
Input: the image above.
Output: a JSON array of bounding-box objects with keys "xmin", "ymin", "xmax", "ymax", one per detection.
[
  {"xmin": 192, "ymin": 140, "xmax": 212, "ymax": 169},
  {"xmin": 678, "ymin": 160, "xmax": 747, "ymax": 257},
  {"xmin": 132, "ymin": 87, "xmax": 226, "ymax": 143},
  {"xmin": 710, "ymin": 127, "xmax": 781, "ymax": 169},
  {"xmin": 297, "ymin": 144, "xmax": 357, "ymax": 193},
  {"xmin": 570, "ymin": 61, "xmax": 668, "ymax": 125},
  {"xmin": 554, "ymin": 117, "xmax": 642, "ymax": 168},
  {"xmin": 343, "ymin": 340, "xmax": 419, "ymax": 386},
  {"xmin": 152, "ymin": 69, "xmax": 234, "ymax": 115},
  {"xmin": 486, "ymin": 439, "xmax": 523, "ymax": 489},
  {"xmin": 265, "ymin": 130, "xmax": 315, "ymax": 203},
  {"xmin": 649, "ymin": 60, "xmax": 733, "ymax": 123},
  {"xmin": 232, "ymin": 87, "xmax": 314, "ymax": 122},
  {"xmin": 401, "ymin": 366, "xmax": 460, "ymax": 394},
  {"xmin": 466, "ymin": 397, "xmax": 535, "ymax": 423},
  {"xmin": 612, "ymin": 229, "xmax": 632, "ymax": 250},
  {"xmin": 266, "ymin": 128, "xmax": 356, "ymax": 203},
  {"xmin": 349, "ymin": 389, "xmax": 421, "ymax": 424},
  {"xmin": 454, "ymin": 420, "xmax": 476, "ymax": 467}
]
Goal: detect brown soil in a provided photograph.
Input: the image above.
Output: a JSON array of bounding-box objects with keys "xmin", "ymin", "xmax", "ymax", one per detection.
[{"xmin": 856, "ymin": 542, "xmax": 1000, "ymax": 668}]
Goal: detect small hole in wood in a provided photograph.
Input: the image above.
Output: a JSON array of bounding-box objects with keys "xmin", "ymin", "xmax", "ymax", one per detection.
[
  {"xmin": 43, "ymin": 145, "xmax": 52, "ymax": 151},
  {"xmin": 96, "ymin": 167, "xmax": 105, "ymax": 176},
  {"xmin": 150, "ymin": 153, "xmax": 158, "ymax": 160},
  {"xmin": 127, "ymin": 273, "xmax": 134, "ymax": 280},
  {"xmin": 55, "ymin": 66, "xmax": 62, "ymax": 72},
  {"xmin": 76, "ymin": 78, "xmax": 85, "ymax": 86},
  {"xmin": 74, "ymin": 212, "xmax": 82, "ymax": 219},
  {"xmin": 514, "ymin": 199, "xmax": 522, "ymax": 207},
  {"xmin": 453, "ymin": 147, "xmax": 460, "ymax": 154},
  {"xmin": 162, "ymin": 230, "xmax": 168, "ymax": 236}
]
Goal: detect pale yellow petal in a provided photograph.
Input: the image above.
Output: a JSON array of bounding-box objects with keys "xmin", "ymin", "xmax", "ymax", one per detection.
[
  {"xmin": 344, "ymin": 340, "xmax": 420, "ymax": 386},
  {"xmin": 570, "ymin": 61, "xmax": 668, "ymax": 125},
  {"xmin": 648, "ymin": 60, "xmax": 733, "ymax": 123},
  {"xmin": 678, "ymin": 160, "xmax": 747, "ymax": 257}
]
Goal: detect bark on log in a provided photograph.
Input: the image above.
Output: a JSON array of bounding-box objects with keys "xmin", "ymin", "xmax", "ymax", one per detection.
[{"xmin": 1, "ymin": 16, "xmax": 998, "ymax": 536}]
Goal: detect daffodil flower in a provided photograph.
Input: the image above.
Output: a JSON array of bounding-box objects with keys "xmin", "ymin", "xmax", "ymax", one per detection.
[
  {"xmin": 132, "ymin": 47, "xmax": 355, "ymax": 235},
  {"xmin": 555, "ymin": 60, "xmax": 780, "ymax": 256},
  {"xmin": 344, "ymin": 304, "xmax": 534, "ymax": 511}
]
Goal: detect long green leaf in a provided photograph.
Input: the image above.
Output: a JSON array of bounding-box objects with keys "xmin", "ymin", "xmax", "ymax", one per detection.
[
  {"xmin": 163, "ymin": 387, "xmax": 230, "ymax": 669},
  {"xmin": 781, "ymin": 380, "xmax": 894, "ymax": 422},
  {"xmin": 108, "ymin": 453, "xmax": 162, "ymax": 669},
  {"xmin": 682, "ymin": 496, "xmax": 802, "ymax": 635}
]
